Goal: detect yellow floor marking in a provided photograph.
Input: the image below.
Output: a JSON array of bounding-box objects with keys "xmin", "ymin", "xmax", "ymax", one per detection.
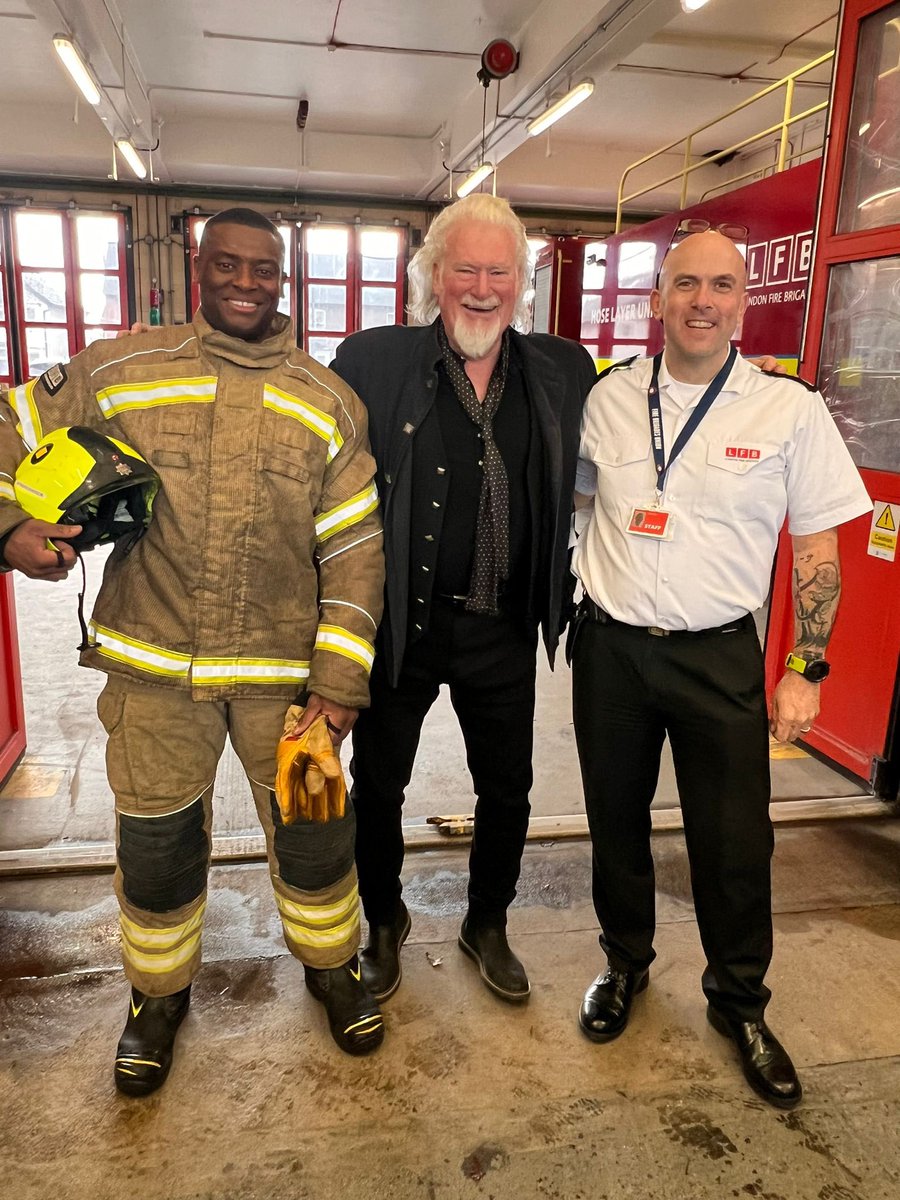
[
  {"xmin": 0, "ymin": 764, "xmax": 65, "ymax": 800},
  {"xmin": 769, "ymin": 736, "xmax": 809, "ymax": 761}
]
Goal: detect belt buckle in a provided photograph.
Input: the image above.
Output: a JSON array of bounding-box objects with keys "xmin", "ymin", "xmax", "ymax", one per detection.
[{"xmin": 647, "ymin": 626, "xmax": 669, "ymax": 637}]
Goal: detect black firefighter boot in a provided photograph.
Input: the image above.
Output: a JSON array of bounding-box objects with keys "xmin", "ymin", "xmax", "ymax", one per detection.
[
  {"xmin": 114, "ymin": 984, "xmax": 192, "ymax": 1097},
  {"xmin": 304, "ymin": 955, "xmax": 385, "ymax": 1055}
]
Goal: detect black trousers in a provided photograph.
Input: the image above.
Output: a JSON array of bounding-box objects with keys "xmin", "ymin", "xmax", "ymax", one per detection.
[
  {"xmin": 571, "ymin": 611, "xmax": 774, "ymax": 1022},
  {"xmin": 350, "ymin": 601, "xmax": 538, "ymax": 926}
]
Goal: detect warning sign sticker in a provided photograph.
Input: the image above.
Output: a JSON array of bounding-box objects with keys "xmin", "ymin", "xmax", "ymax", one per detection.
[{"xmin": 868, "ymin": 501, "xmax": 899, "ymax": 562}]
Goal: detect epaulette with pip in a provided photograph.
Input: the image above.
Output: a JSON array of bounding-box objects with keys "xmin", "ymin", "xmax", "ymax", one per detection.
[
  {"xmin": 597, "ymin": 355, "xmax": 639, "ymax": 380},
  {"xmin": 760, "ymin": 368, "xmax": 818, "ymax": 393}
]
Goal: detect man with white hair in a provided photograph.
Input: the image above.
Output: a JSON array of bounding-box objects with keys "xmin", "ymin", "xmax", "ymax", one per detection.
[{"xmin": 332, "ymin": 195, "xmax": 597, "ymax": 1003}]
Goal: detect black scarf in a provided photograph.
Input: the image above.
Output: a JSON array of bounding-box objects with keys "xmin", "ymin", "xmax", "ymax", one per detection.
[{"xmin": 437, "ymin": 319, "xmax": 510, "ymax": 613}]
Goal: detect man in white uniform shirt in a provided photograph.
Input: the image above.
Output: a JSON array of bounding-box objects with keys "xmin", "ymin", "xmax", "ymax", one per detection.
[{"xmin": 570, "ymin": 231, "xmax": 871, "ymax": 1109}]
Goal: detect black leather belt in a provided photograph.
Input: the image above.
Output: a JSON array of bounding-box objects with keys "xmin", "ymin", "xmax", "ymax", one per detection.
[{"xmin": 579, "ymin": 596, "xmax": 752, "ymax": 638}]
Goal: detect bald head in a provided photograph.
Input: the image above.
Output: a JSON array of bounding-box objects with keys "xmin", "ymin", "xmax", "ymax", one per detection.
[
  {"xmin": 657, "ymin": 230, "xmax": 747, "ymax": 292},
  {"xmin": 651, "ymin": 231, "xmax": 748, "ymax": 383}
]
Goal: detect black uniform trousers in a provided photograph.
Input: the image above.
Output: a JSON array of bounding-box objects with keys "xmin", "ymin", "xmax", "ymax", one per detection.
[
  {"xmin": 350, "ymin": 599, "xmax": 538, "ymax": 926},
  {"xmin": 571, "ymin": 607, "xmax": 774, "ymax": 1023}
]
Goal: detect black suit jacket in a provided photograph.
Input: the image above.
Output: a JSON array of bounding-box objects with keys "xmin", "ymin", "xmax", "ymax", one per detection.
[{"xmin": 332, "ymin": 320, "xmax": 597, "ymax": 685}]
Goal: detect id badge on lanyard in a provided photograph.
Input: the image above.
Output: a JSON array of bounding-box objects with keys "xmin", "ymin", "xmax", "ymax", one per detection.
[
  {"xmin": 627, "ymin": 346, "xmax": 738, "ymax": 543},
  {"xmin": 627, "ymin": 504, "xmax": 673, "ymax": 540}
]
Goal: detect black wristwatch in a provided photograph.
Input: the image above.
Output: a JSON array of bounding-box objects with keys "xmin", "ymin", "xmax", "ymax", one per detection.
[{"xmin": 785, "ymin": 652, "xmax": 830, "ymax": 683}]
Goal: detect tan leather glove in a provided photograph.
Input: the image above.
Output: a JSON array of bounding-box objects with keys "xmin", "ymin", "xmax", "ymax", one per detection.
[{"xmin": 275, "ymin": 709, "xmax": 347, "ymax": 824}]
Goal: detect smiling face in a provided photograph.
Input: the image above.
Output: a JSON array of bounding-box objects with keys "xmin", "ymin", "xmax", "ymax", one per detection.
[
  {"xmin": 432, "ymin": 220, "xmax": 520, "ymax": 361},
  {"xmin": 193, "ymin": 222, "xmax": 285, "ymax": 341},
  {"xmin": 651, "ymin": 231, "xmax": 747, "ymax": 383}
]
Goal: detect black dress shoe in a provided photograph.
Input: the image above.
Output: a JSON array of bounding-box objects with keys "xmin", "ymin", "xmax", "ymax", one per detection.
[
  {"xmin": 359, "ymin": 901, "xmax": 412, "ymax": 1001},
  {"xmin": 578, "ymin": 967, "xmax": 648, "ymax": 1043},
  {"xmin": 114, "ymin": 984, "xmax": 192, "ymax": 1097},
  {"xmin": 707, "ymin": 1005, "xmax": 802, "ymax": 1109},
  {"xmin": 304, "ymin": 955, "xmax": 385, "ymax": 1055},
  {"xmin": 458, "ymin": 915, "xmax": 530, "ymax": 1003}
]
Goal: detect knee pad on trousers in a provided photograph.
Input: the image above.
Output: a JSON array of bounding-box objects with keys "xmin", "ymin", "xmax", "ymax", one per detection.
[
  {"xmin": 118, "ymin": 801, "xmax": 209, "ymax": 913},
  {"xmin": 269, "ymin": 793, "xmax": 356, "ymax": 890}
]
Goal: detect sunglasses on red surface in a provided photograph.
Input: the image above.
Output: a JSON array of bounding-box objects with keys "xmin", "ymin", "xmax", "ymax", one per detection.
[
  {"xmin": 654, "ymin": 219, "xmax": 750, "ymax": 288},
  {"xmin": 673, "ymin": 218, "xmax": 749, "ymax": 242}
]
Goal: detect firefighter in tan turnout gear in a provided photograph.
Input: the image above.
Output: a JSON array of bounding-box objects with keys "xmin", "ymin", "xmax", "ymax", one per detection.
[{"xmin": 0, "ymin": 208, "xmax": 386, "ymax": 1096}]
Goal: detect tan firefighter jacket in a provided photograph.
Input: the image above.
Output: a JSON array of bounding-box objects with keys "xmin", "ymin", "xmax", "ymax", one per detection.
[{"xmin": 0, "ymin": 313, "xmax": 384, "ymax": 708}]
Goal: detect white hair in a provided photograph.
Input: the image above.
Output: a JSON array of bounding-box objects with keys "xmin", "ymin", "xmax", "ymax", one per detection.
[{"xmin": 407, "ymin": 194, "xmax": 532, "ymax": 327}]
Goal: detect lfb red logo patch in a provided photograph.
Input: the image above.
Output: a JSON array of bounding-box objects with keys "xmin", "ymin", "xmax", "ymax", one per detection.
[{"xmin": 725, "ymin": 446, "xmax": 760, "ymax": 460}]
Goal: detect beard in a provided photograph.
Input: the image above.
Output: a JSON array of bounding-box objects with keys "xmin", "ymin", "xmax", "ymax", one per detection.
[{"xmin": 446, "ymin": 308, "xmax": 505, "ymax": 360}]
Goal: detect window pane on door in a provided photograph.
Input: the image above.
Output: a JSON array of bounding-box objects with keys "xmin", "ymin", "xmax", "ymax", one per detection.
[
  {"xmin": 80, "ymin": 274, "xmax": 122, "ymax": 325},
  {"xmin": 307, "ymin": 228, "xmax": 348, "ymax": 279},
  {"xmin": 583, "ymin": 242, "xmax": 606, "ymax": 290},
  {"xmin": 360, "ymin": 230, "xmax": 399, "ymax": 282},
  {"xmin": 817, "ymin": 255, "xmax": 900, "ymax": 473},
  {"xmin": 308, "ymin": 284, "xmax": 346, "ymax": 331},
  {"xmin": 25, "ymin": 326, "xmax": 70, "ymax": 375},
  {"xmin": 21, "ymin": 271, "xmax": 67, "ymax": 321},
  {"xmin": 0, "ymin": 329, "xmax": 8, "ymax": 377},
  {"xmin": 15, "ymin": 212, "xmax": 65, "ymax": 268},
  {"xmin": 837, "ymin": 0, "xmax": 900, "ymax": 233},
  {"xmin": 361, "ymin": 286, "xmax": 395, "ymax": 329},
  {"xmin": 76, "ymin": 215, "xmax": 121, "ymax": 269}
]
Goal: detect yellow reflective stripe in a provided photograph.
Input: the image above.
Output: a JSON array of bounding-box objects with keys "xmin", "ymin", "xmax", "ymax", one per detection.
[
  {"xmin": 263, "ymin": 385, "xmax": 344, "ymax": 463},
  {"xmin": 9, "ymin": 380, "xmax": 41, "ymax": 450},
  {"xmin": 89, "ymin": 621, "xmax": 191, "ymax": 678},
  {"xmin": 315, "ymin": 483, "xmax": 379, "ymax": 542},
  {"xmin": 119, "ymin": 903, "xmax": 205, "ymax": 973},
  {"xmin": 275, "ymin": 886, "xmax": 359, "ymax": 950},
  {"xmin": 276, "ymin": 886, "xmax": 359, "ymax": 928},
  {"xmin": 192, "ymin": 658, "xmax": 310, "ymax": 687},
  {"xmin": 314, "ymin": 625, "xmax": 374, "ymax": 672},
  {"xmin": 119, "ymin": 904, "xmax": 206, "ymax": 950},
  {"xmin": 345, "ymin": 1015, "xmax": 383, "ymax": 1034},
  {"xmin": 281, "ymin": 918, "xmax": 359, "ymax": 950},
  {"xmin": 88, "ymin": 625, "xmax": 312, "ymax": 687},
  {"xmin": 0, "ymin": 480, "xmax": 15, "ymax": 502},
  {"xmin": 121, "ymin": 937, "xmax": 202, "ymax": 974},
  {"xmin": 96, "ymin": 376, "xmax": 217, "ymax": 417}
]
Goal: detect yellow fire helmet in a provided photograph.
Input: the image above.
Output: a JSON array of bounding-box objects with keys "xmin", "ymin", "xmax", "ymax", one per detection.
[{"xmin": 14, "ymin": 426, "xmax": 160, "ymax": 553}]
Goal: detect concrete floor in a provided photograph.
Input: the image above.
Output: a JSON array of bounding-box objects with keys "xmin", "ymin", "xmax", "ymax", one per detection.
[
  {"xmin": 2, "ymin": 555, "xmax": 898, "ymax": 1199},
  {"xmin": 1, "ymin": 820, "xmax": 899, "ymax": 1199}
]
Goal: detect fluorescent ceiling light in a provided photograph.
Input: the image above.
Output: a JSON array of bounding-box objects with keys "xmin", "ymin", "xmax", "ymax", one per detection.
[
  {"xmin": 52, "ymin": 35, "xmax": 101, "ymax": 105},
  {"xmin": 457, "ymin": 162, "xmax": 494, "ymax": 198},
  {"xmin": 681, "ymin": 0, "xmax": 712, "ymax": 11},
  {"xmin": 526, "ymin": 81, "xmax": 593, "ymax": 138},
  {"xmin": 116, "ymin": 139, "xmax": 148, "ymax": 180}
]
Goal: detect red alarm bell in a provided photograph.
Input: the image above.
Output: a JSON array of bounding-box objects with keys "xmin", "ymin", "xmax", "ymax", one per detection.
[{"xmin": 478, "ymin": 39, "xmax": 519, "ymax": 84}]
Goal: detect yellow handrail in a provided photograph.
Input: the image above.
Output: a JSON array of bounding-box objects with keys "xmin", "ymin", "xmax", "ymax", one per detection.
[{"xmin": 615, "ymin": 51, "xmax": 834, "ymax": 232}]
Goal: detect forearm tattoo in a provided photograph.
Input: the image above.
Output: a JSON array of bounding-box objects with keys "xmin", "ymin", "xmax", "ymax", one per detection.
[{"xmin": 793, "ymin": 547, "xmax": 841, "ymax": 656}]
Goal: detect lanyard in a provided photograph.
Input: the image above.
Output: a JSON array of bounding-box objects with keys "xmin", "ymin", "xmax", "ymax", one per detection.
[{"xmin": 647, "ymin": 344, "xmax": 737, "ymax": 494}]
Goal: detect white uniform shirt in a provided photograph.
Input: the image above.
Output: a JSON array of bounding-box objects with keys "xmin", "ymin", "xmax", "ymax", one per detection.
[{"xmin": 573, "ymin": 353, "xmax": 872, "ymax": 631}]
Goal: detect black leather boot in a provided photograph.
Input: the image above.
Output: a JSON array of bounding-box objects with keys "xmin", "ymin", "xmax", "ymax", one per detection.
[
  {"xmin": 458, "ymin": 914, "xmax": 530, "ymax": 1002},
  {"xmin": 304, "ymin": 955, "xmax": 385, "ymax": 1055},
  {"xmin": 359, "ymin": 901, "xmax": 412, "ymax": 1001},
  {"xmin": 114, "ymin": 984, "xmax": 192, "ymax": 1097}
]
